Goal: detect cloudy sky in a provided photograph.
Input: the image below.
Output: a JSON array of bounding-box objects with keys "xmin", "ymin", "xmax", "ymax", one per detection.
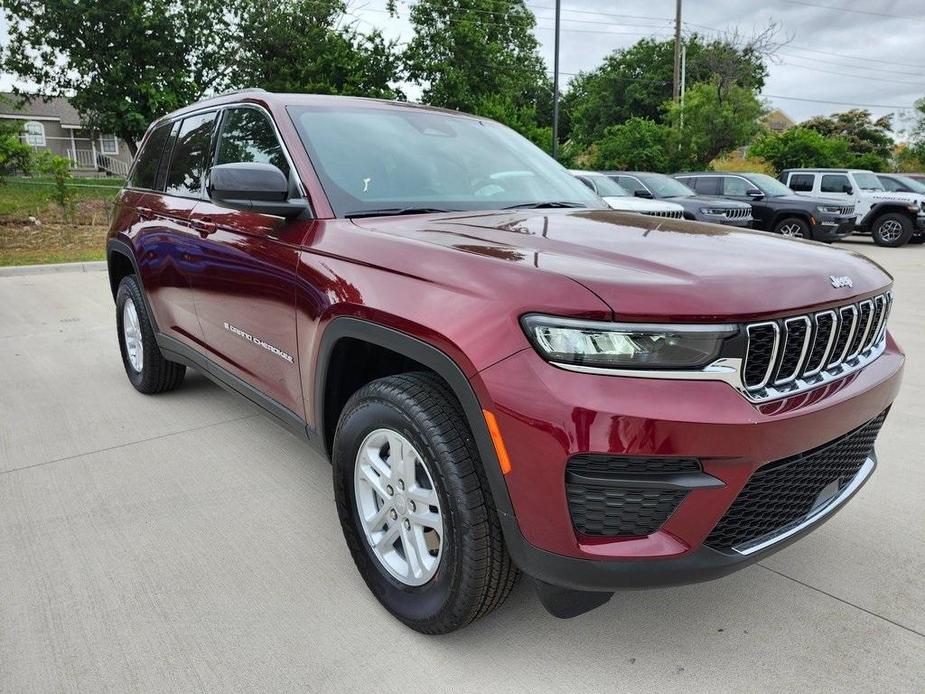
[
  {"xmin": 349, "ymin": 0, "xmax": 925, "ymax": 133},
  {"xmin": 2, "ymin": 1, "xmax": 923, "ymax": 132}
]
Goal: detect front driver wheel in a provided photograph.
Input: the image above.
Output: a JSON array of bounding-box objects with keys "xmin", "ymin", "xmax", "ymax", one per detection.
[
  {"xmin": 773, "ymin": 217, "xmax": 809, "ymax": 239},
  {"xmin": 332, "ymin": 372, "xmax": 517, "ymax": 633},
  {"xmin": 872, "ymin": 213, "xmax": 913, "ymax": 247}
]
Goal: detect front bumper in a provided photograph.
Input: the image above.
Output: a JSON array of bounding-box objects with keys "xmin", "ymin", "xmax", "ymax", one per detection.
[
  {"xmin": 812, "ymin": 214, "xmax": 856, "ymax": 241},
  {"xmin": 476, "ymin": 334, "xmax": 903, "ymax": 591}
]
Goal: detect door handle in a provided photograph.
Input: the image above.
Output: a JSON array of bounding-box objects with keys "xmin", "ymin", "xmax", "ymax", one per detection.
[{"xmin": 192, "ymin": 217, "xmax": 217, "ymax": 236}]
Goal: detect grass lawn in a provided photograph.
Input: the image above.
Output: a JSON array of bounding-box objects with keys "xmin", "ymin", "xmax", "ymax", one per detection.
[{"xmin": 0, "ymin": 176, "xmax": 123, "ymax": 266}]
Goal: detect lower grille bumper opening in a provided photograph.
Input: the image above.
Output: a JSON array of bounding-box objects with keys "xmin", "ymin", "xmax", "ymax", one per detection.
[{"xmin": 705, "ymin": 410, "xmax": 887, "ymax": 552}]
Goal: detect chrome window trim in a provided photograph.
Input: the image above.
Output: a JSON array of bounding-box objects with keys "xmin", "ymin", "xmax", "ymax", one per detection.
[
  {"xmin": 731, "ymin": 456, "xmax": 875, "ymax": 556},
  {"xmin": 803, "ymin": 310, "xmax": 838, "ymax": 378},
  {"xmin": 774, "ymin": 316, "xmax": 812, "ymax": 385},
  {"xmin": 744, "ymin": 322, "xmax": 780, "ymax": 391}
]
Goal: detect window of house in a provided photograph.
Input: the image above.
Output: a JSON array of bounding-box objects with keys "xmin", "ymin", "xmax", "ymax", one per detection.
[
  {"xmin": 214, "ymin": 107, "xmax": 289, "ymax": 178},
  {"xmin": 789, "ymin": 174, "xmax": 815, "ymax": 192},
  {"xmin": 99, "ymin": 133, "xmax": 118, "ymax": 155},
  {"xmin": 23, "ymin": 121, "xmax": 45, "ymax": 146},
  {"xmin": 821, "ymin": 174, "xmax": 852, "ymax": 194},
  {"xmin": 163, "ymin": 112, "xmax": 217, "ymax": 198}
]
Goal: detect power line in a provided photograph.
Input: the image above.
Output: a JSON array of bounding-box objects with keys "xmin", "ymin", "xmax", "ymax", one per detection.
[
  {"xmin": 781, "ymin": 48, "xmax": 925, "ymax": 77},
  {"xmin": 777, "ymin": 57, "xmax": 925, "ymax": 88},
  {"xmin": 762, "ymin": 94, "xmax": 916, "ymax": 110},
  {"xmin": 776, "ymin": 0, "xmax": 925, "ymax": 23}
]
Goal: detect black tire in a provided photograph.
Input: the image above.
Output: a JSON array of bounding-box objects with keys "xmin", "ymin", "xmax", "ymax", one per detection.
[
  {"xmin": 332, "ymin": 371, "xmax": 518, "ymax": 634},
  {"xmin": 871, "ymin": 213, "xmax": 913, "ymax": 247},
  {"xmin": 909, "ymin": 233, "xmax": 925, "ymax": 245},
  {"xmin": 772, "ymin": 216, "xmax": 810, "ymax": 239},
  {"xmin": 115, "ymin": 275, "xmax": 186, "ymax": 394}
]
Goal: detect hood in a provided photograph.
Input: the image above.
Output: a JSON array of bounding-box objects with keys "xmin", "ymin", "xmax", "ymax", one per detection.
[
  {"xmin": 351, "ymin": 209, "xmax": 891, "ymax": 321},
  {"xmin": 601, "ymin": 197, "xmax": 685, "ymax": 213},
  {"xmin": 666, "ymin": 195, "xmax": 751, "ymax": 209}
]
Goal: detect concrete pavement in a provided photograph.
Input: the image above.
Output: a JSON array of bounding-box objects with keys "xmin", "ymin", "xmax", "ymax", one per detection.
[{"xmin": 1, "ymin": 239, "xmax": 923, "ymax": 693}]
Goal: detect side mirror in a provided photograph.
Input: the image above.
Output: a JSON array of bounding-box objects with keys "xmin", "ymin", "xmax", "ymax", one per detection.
[
  {"xmin": 209, "ymin": 162, "xmax": 307, "ymax": 218},
  {"xmin": 843, "ymin": 186, "xmax": 854, "ymax": 195},
  {"xmin": 634, "ymin": 190, "xmax": 654, "ymax": 199},
  {"xmin": 746, "ymin": 189, "xmax": 764, "ymax": 200}
]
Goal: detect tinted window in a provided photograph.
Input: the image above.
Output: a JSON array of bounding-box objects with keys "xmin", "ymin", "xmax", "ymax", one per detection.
[
  {"xmin": 722, "ymin": 176, "xmax": 752, "ymax": 196},
  {"xmin": 215, "ymin": 108, "xmax": 289, "ymax": 178},
  {"xmin": 878, "ymin": 176, "xmax": 911, "ymax": 192},
  {"xmin": 692, "ymin": 177, "xmax": 721, "ymax": 195},
  {"xmin": 821, "ymin": 174, "xmax": 851, "ymax": 194},
  {"xmin": 789, "ymin": 174, "xmax": 814, "ymax": 192},
  {"xmin": 129, "ymin": 123, "xmax": 171, "ymax": 190},
  {"xmin": 164, "ymin": 112, "xmax": 217, "ymax": 198}
]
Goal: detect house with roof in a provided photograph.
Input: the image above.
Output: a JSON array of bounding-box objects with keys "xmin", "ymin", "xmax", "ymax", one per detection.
[{"xmin": 0, "ymin": 93, "xmax": 133, "ymax": 177}]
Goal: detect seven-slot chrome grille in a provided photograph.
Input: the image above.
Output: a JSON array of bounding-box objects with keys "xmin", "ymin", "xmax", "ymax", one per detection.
[
  {"xmin": 741, "ymin": 292, "xmax": 891, "ymax": 400},
  {"xmin": 716, "ymin": 207, "xmax": 752, "ymax": 220},
  {"xmin": 642, "ymin": 210, "xmax": 684, "ymax": 219}
]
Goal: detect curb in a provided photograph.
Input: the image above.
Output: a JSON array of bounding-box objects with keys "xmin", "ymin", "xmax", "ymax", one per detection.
[{"xmin": 0, "ymin": 261, "xmax": 107, "ymax": 277}]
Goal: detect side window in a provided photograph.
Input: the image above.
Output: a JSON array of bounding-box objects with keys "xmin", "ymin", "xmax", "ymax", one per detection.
[
  {"xmin": 692, "ymin": 177, "xmax": 719, "ymax": 195},
  {"xmin": 215, "ymin": 108, "xmax": 289, "ymax": 178},
  {"xmin": 789, "ymin": 174, "xmax": 814, "ymax": 192},
  {"xmin": 820, "ymin": 174, "xmax": 851, "ymax": 194},
  {"xmin": 128, "ymin": 123, "xmax": 171, "ymax": 190},
  {"xmin": 575, "ymin": 176, "xmax": 596, "ymax": 193},
  {"xmin": 613, "ymin": 176, "xmax": 646, "ymax": 195},
  {"xmin": 722, "ymin": 176, "xmax": 751, "ymax": 196},
  {"xmin": 163, "ymin": 112, "xmax": 217, "ymax": 198},
  {"xmin": 879, "ymin": 177, "xmax": 903, "ymax": 192}
]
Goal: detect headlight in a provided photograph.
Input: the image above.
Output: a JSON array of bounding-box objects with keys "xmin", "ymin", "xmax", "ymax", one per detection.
[
  {"xmin": 816, "ymin": 205, "xmax": 845, "ymax": 214},
  {"xmin": 521, "ymin": 315, "xmax": 737, "ymax": 370},
  {"xmin": 699, "ymin": 208, "xmax": 728, "ymax": 215}
]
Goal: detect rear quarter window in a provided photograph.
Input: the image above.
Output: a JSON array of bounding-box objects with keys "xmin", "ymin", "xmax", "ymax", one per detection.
[{"xmin": 128, "ymin": 123, "xmax": 171, "ymax": 190}]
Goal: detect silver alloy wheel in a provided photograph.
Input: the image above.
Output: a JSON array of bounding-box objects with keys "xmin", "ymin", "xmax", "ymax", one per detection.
[
  {"xmin": 354, "ymin": 428, "xmax": 443, "ymax": 586},
  {"xmin": 122, "ymin": 298, "xmax": 144, "ymax": 372},
  {"xmin": 779, "ymin": 222, "xmax": 804, "ymax": 237},
  {"xmin": 879, "ymin": 219, "xmax": 904, "ymax": 242}
]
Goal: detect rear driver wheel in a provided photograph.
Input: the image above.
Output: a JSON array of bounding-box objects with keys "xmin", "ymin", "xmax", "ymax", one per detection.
[
  {"xmin": 332, "ymin": 372, "xmax": 518, "ymax": 633},
  {"xmin": 872, "ymin": 213, "xmax": 913, "ymax": 247}
]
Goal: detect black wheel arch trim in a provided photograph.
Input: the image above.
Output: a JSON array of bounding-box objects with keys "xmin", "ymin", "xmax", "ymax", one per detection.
[
  {"xmin": 861, "ymin": 202, "xmax": 917, "ymax": 227},
  {"xmin": 313, "ymin": 316, "xmax": 517, "ymax": 523},
  {"xmin": 106, "ymin": 237, "xmax": 161, "ymax": 333}
]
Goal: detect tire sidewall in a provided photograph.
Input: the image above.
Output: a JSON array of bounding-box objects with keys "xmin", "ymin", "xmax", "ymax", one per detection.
[
  {"xmin": 116, "ymin": 276, "xmax": 156, "ymax": 390},
  {"xmin": 332, "ymin": 395, "xmax": 466, "ymax": 627},
  {"xmin": 773, "ymin": 217, "xmax": 809, "ymax": 239},
  {"xmin": 872, "ymin": 213, "xmax": 913, "ymax": 247}
]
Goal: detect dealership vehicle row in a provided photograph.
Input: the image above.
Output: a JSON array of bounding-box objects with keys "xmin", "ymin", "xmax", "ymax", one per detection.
[{"xmin": 572, "ymin": 167, "xmax": 925, "ymax": 247}]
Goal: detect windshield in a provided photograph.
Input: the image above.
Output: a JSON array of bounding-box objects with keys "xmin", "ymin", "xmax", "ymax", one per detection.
[
  {"xmin": 895, "ymin": 176, "xmax": 925, "ymax": 194},
  {"xmin": 637, "ymin": 173, "xmax": 695, "ymax": 198},
  {"xmin": 854, "ymin": 172, "xmax": 884, "ymax": 191},
  {"xmin": 748, "ymin": 173, "xmax": 793, "ymax": 197},
  {"xmin": 288, "ymin": 105, "xmax": 603, "ymax": 217},
  {"xmin": 585, "ymin": 175, "xmax": 629, "ymax": 197}
]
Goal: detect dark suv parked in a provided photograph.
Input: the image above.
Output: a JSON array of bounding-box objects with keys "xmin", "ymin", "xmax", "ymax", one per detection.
[
  {"xmin": 605, "ymin": 171, "xmax": 753, "ymax": 226},
  {"xmin": 674, "ymin": 172, "xmax": 856, "ymax": 242},
  {"xmin": 107, "ymin": 91, "xmax": 903, "ymax": 633}
]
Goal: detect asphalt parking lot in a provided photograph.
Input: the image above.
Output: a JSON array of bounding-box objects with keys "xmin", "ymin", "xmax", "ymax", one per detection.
[{"xmin": 1, "ymin": 239, "xmax": 923, "ymax": 693}]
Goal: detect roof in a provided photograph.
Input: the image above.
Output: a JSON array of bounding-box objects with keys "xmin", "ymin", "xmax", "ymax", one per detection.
[
  {"xmin": 779, "ymin": 168, "xmax": 874, "ymax": 174},
  {"xmin": 0, "ymin": 92, "xmax": 83, "ymax": 126}
]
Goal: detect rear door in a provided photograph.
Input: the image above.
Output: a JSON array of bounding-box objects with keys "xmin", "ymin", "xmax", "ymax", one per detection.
[{"xmin": 187, "ymin": 105, "xmax": 310, "ymax": 415}]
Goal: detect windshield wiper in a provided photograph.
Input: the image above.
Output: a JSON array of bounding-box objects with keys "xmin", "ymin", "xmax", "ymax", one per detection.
[
  {"xmin": 346, "ymin": 207, "xmax": 458, "ymax": 219},
  {"xmin": 501, "ymin": 201, "xmax": 587, "ymax": 210}
]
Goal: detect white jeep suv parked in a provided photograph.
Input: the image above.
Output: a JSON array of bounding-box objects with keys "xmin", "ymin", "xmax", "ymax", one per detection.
[
  {"xmin": 779, "ymin": 168, "xmax": 925, "ymax": 247},
  {"xmin": 571, "ymin": 170, "xmax": 685, "ymax": 219}
]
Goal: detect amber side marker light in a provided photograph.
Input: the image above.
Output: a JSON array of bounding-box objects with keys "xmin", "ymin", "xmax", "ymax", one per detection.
[{"xmin": 483, "ymin": 409, "xmax": 512, "ymax": 475}]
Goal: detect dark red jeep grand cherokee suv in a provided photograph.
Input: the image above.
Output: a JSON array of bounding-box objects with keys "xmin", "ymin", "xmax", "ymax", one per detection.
[{"xmin": 107, "ymin": 91, "xmax": 904, "ymax": 633}]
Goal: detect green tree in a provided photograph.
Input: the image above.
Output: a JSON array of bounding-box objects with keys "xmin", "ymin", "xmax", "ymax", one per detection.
[
  {"xmin": 566, "ymin": 34, "xmax": 769, "ymax": 146},
  {"xmin": 588, "ymin": 118, "xmax": 674, "ymax": 172},
  {"xmin": 668, "ymin": 81, "xmax": 764, "ymax": 169},
  {"xmin": 802, "ymin": 109, "xmax": 893, "ymax": 165},
  {"xmin": 1, "ymin": 0, "xmax": 245, "ymax": 154},
  {"xmin": 404, "ymin": 0, "xmax": 549, "ymax": 139},
  {"xmin": 0, "ymin": 121, "xmax": 33, "ymax": 184},
  {"xmin": 227, "ymin": 0, "xmax": 402, "ymax": 99},
  {"xmin": 748, "ymin": 127, "xmax": 851, "ymax": 172}
]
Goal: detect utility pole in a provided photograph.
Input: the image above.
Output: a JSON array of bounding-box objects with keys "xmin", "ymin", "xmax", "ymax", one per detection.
[
  {"xmin": 552, "ymin": 0, "xmax": 561, "ymax": 158},
  {"xmin": 673, "ymin": 0, "xmax": 682, "ymax": 103}
]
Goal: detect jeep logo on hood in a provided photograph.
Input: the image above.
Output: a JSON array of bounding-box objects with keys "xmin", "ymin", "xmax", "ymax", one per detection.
[{"xmin": 830, "ymin": 275, "xmax": 854, "ymax": 288}]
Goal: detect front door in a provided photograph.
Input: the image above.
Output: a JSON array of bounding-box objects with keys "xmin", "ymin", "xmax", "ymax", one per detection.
[{"xmin": 187, "ymin": 106, "xmax": 310, "ymax": 416}]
